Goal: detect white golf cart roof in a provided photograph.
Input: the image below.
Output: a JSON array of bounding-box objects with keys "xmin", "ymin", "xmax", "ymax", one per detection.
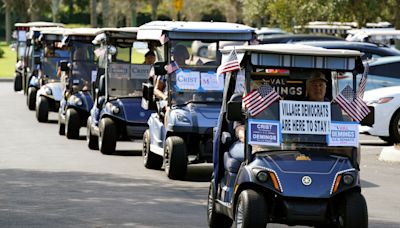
[
  {"xmin": 15, "ymin": 21, "xmax": 64, "ymax": 29},
  {"xmin": 346, "ymin": 29, "xmax": 400, "ymax": 42},
  {"xmin": 63, "ymin": 28, "xmax": 101, "ymax": 36},
  {"xmin": 137, "ymin": 21, "xmax": 255, "ymax": 41},
  {"xmin": 92, "ymin": 27, "xmax": 139, "ymax": 45},
  {"xmin": 222, "ymin": 44, "xmax": 362, "ymax": 70}
]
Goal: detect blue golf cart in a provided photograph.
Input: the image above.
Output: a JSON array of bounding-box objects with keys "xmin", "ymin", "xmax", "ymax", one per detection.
[
  {"xmin": 86, "ymin": 27, "xmax": 155, "ymax": 154},
  {"xmin": 207, "ymin": 44, "xmax": 373, "ymax": 227},
  {"xmin": 57, "ymin": 28, "xmax": 100, "ymax": 139},
  {"xmin": 138, "ymin": 21, "xmax": 255, "ymax": 180},
  {"xmin": 35, "ymin": 27, "xmax": 69, "ymax": 123},
  {"xmin": 12, "ymin": 22, "xmax": 64, "ymax": 93}
]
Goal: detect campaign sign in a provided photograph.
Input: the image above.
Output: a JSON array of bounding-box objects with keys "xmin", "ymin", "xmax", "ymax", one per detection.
[
  {"xmin": 280, "ymin": 100, "xmax": 331, "ymax": 135},
  {"xmin": 109, "ymin": 63, "xmax": 130, "ymax": 79},
  {"xmin": 131, "ymin": 64, "xmax": 151, "ymax": 79},
  {"xmin": 176, "ymin": 70, "xmax": 200, "ymax": 90},
  {"xmin": 327, "ymin": 122, "xmax": 359, "ymax": 147},
  {"xmin": 200, "ymin": 72, "xmax": 223, "ymax": 91},
  {"xmin": 248, "ymin": 119, "xmax": 281, "ymax": 146}
]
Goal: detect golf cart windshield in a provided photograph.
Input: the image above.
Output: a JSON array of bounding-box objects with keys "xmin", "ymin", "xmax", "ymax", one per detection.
[
  {"xmin": 42, "ymin": 42, "xmax": 69, "ymax": 80},
  {"xmin": 167, "ymin": 40, "xmax": 225, "ymax": 105},
  {"xmin": 70, "ymin": 42, "xmax": 96, "ymax": 90},
  {"xmin": 243, "ymin": 68, "xmax": 359, "ymax": 154}
]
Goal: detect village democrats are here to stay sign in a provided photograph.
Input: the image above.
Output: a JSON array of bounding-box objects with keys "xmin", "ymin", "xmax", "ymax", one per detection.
[{"xmin": 280, "ymin": 100, "xmax": 331, "ymax": 135}]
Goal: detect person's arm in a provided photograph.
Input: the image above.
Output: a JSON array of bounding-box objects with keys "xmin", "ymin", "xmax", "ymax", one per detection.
[
  {"xmin": 154, "ymin": 77, "xmax": 167, "ymax": 100},
  {"xmin": 234, "ymin": 121, "xmax": 245, "ymax": 143}
]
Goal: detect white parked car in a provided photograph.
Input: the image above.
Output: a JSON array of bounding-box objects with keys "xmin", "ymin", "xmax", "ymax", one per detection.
[{"xmin": 362, "ymin": 86, "xmax": 400, "ymax": 143}]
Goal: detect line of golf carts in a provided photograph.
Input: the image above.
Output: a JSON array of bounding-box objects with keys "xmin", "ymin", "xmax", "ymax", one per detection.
[{"xmin": 13, "ymin": 21, "xmax": 372, "ymax": 228}]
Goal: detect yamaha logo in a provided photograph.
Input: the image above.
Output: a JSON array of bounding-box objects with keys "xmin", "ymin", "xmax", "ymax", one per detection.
[{"xmin": 302, "ymin": 176, "xmax": 312, "ymax": 186}]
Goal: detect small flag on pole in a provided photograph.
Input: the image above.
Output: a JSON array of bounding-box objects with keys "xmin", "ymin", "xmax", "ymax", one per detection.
[
  {"xmin": 165, "ymin": 61, "xmax": 179, "ymax": 74},
  {"xmin": 357, "ymin": 62, "xmax": 369, "ymax": 99},
  {"xmin": 333, "ymin": 85, "xmax": 370, "ymax": 122},
  {"xmin": 243, "ymin": 84, "xmax": 281, "ymax": 117},
  {"xmin": 216, "ymin": 49, "xmax": 240, "ymax": 76}
]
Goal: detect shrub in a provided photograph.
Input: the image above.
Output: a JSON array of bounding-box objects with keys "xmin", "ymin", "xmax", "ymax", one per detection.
[{"xmin": 0, "ymin": 47, "xmax": 4, "ymax": 58}]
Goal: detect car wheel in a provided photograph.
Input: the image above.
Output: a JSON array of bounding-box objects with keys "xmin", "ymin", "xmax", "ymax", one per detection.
[
  {"xmin": 27, "ymin": 87, "xmax": 37, "ymax": 110},
  {"xmin": 164, "ymin": 136, "xmax": 187, "ymax": 180},
  {"xmin": 65, "ymin": 108, "xmax": 81, "ymax": 139},
  {"xmin": 388, "ymin": 110, "xmax": 400, "ymax": 143},
  {"xmin": 98, "ymin": 117, "xmax": 116, "ymax": 155},
  {"xmin": 86, "ymin": 117, "xmax": 98, "ymax": 150},
  {"xmin": 207, "ymin": 182, "xmax": 232, "ymax": 228},
  {"xmin": 234, "ymin": 189, "xmax": 268, "ymax": 228},
  {"xmin": 378, "ymin": 136, "xmax": 394, "ymax": 144},
  {"xmin": 143, "ymin": 129, "xmax": 163, "ymax": 169},
  {"xmin": 36, "ymin": 96, "xmax": 48, "ymax": 123},
  {"xmin": 338, "ymin": 192, "xmax": 368, "ymax": 228},
  {"xmin": 14, "ymin": 73, "xmax": 22, "ymax": 92},
  {"xmin": 198, "ymin": 46, "xmax": 208, "ymax": 58},
  {"xmin": 58, "ymin": 113, "xmax": 65, "ymax": 136}
]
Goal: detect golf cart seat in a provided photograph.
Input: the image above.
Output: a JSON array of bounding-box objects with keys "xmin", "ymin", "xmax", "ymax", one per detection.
[{"xmin": 223, "ymin": 150, "xmax": 244, "ymax": 173}]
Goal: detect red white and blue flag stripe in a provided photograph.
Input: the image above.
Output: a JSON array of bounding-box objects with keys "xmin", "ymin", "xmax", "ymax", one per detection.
[
  {"xmin": 333, "ymin": 85, "xmax": 370, "ymax": 122},
  {"xmin": 243, "ymin": 84, "xmax": 281, "ymax": 117},
  {"xmin": 357, "ymin": 62, "xmax": 369, "ymax": 98},
  {"xmin": 216, "ymin": 49, "xmax": 240, "ymax": 75}
]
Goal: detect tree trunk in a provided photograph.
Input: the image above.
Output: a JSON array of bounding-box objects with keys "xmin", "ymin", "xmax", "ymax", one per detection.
[
  {"xmin": 130, "ymin": 0, "xmax": 137, "ymax": 27},
  {"xmin": 102, "ymin": 0, "xmax": 109, "ymax": 27},
  {"xmin": 395, "ymin": 0, "xmax": 400, "ymax": 29},
  {"xmin": 30, "ymin": 0, "xmax": 40, "ymax": 21},
  {"xmin": 51, "ymin": 0, "xmax": 61, "ymax": 22},
  {"xmin": 5, "ymin": 2, "xmax": 11, "ymax": 43},
  {"xmin": 90, "ymin": 0, "xmax": 98, "ymax": 27},
  {"xmin": 150, "ymin": 0, "xmax": 159, "ymax": 20}
]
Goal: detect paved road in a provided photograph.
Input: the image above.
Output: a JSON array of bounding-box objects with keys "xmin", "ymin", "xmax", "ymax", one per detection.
[{"xmin": 0, "ymin": 82, "xmax": 399, "ymax": 227}]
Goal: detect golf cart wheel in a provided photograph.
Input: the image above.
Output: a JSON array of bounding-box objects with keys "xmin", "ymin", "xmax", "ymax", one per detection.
[
  {"xmin": 36, "ymin": 96, "xmax": 48, "ymax": 123},
  {"xmin": 98, "ymin": 117, "xmax": 116, "ymax": 155},
  {"xmin": 86, "ymin": 117, "xmax": 98, "ymax": 150},
  {"xmin": 378, "ymin": 136, "xmax": 394, "ymax": 144},
  {"xmin": 27, "ymin": 87, "xmax": 37, "ymax": 110},
  {"xmin": 388, "ymin": 110, "xmax": 400, "ymax": 143},
  {"xmin": 143, "ymin": 129, "xmax": 163, "ymax": 169},
  {"xmin": 14, "ymin": 73, "xmax": 22, "ymax": 91},
  {"xmin": 234, "ymin": 189, "xmax": 268, "ymax": 228},
  {"xmin": 164, "ymin": 136, "xmax": 188, "ymax": 180},
  {"xmin": 65, "ymin": 108, "xmax": 81, "ymax": 139},
  {"xmin": 339, "ymin": 192, "xmax": 368, "ymax": 228},
  {"xmin": 207, "ymin": 183, "xmax": 232, "ymax": 228},
  {"xmin": 58, "ymin": 114, "xmax": 65, "ymax": 136}
]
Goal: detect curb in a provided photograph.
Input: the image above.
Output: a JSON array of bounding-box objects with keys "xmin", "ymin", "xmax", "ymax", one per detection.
[
  {"xmin": 379, "ymin": 146, "xmax": 400, "ymax": 162},
  {"xmin": 0, "ymin": 78, "xmax": 13, "ymax": 82}
]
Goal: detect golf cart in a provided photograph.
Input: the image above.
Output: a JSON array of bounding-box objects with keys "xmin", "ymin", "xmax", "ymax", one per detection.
[
  {"xmin": 86, "ymin": 27, "xmax": 155, "ymax": 154},
  {"xmin": 207, "ymin": 44, "xmax": 372, "ymax": 227},
  {"xmin": 57, "ymin": 28, "xmax": 100, "ymax": 139},
  {"xmin": 35, "ymin": 27, "xmax": 69, "ymax": 123},
  {"xmin": 138, "ymin": 21, "xmax": 255, "ymax": 180},
  {"xmin": 12, "ymin": 22, "xmax": 64, "ymax": 93}
]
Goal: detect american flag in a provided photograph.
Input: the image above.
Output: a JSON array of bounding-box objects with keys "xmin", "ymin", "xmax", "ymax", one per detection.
[
  {"xmin": 216, "ymin": 49, "xmax": 240, "ymax": 75},
  {"xmin": 243, "ymin": 84, "xmax": 281, "ymax": 117},
  {"xmin": 357, "ymin": 62, "xmax": 369, "ymax": 98},
  {"xmin": 165, "ymin": 61, "xmax": 179, "ymax": 73},
  {"xmin": 333, "ymin": 85, "xmax": 370, "ymax": 122}
]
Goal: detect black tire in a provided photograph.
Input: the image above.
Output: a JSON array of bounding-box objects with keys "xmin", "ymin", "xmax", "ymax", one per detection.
[
  {"xmin": 339, "ymin": 192, "xmax": 368, "ymax": 228},
  {"xmin": 388, "ymin": 111, "xmax": 400, "ymax": 143},
  {"xmin": 86, "ymin": 117, "xmax": 99, "ymax": 150},
  {"xmin": 164, "ymin": 136, "xmax": 188, "ymax": 180},
  {"xmin": 36, "ymin": 96, "xmax": 48, "ymax": 123},
  {"xmin": 27, "ymin": 87, "xmax": 37, "ymax": 110},
  {"xmin": 58, "ymin": 114, "xmax": 65, "ymax": 136},
  {"xmin": 234, "ymin": 189, "xmax": 268, "ymax": 228},
  {"xmin": 143, "ymin": 129, "xmax": 163, "ymax": 169},
  {"xmin": 98, "ymin": 117, "xmax": 117, "ymax": 155},
  {"xmin": 378, "ymin": 136, "xmax": 394, "ymax": 144},
  {"xmin": 14, "ymin": 73, "xmax": 22, "ymax": 91},
  {"xmin": 207, "ymin": 183, "xmax": 233, "ymax": 228},
  {"xmin": 65, "ymin": 108, "xmax": 81, "ymax": 139}
]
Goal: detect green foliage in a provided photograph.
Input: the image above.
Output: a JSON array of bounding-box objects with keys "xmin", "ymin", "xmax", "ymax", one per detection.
[{"xmin": 0, "ymin": 47, "xmax": 4, "ymax": 58}]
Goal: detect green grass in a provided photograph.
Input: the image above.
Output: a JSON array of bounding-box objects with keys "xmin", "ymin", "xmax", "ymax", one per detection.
[{"xmin": 0, "ymin": 42, "xmax": 16, "ymax": 78}]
